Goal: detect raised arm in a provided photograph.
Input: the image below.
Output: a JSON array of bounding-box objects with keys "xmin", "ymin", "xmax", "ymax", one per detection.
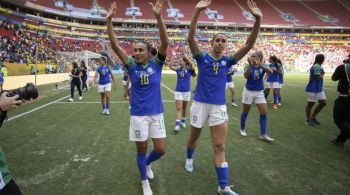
[
  {"xmin": 188, "ymin": 0, "xmax": 212, "ymax": 57},
  {"xmin": 233, "ymin": 0, "xmax": 262, "ymax": 61},
  {"xmin": 150, "ymin": 0, "xmax": 168, "ymax": 56},
  {"xmin": 106, "ymin": 2, "xmax": 128, "ymax": 65}
]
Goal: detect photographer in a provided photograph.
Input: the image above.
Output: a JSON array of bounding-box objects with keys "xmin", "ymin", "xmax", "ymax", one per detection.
[
  {"xmin": 331, "ymin": 55, "xmax": 350, "ymax": 146},
  {"xmin": 0, "ymin": 92, "xmax": 23, "ymax": 195}
]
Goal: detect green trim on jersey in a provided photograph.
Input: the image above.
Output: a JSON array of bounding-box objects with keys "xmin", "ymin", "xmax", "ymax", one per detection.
[
  {"xmin": 313, "ymin": 64, "xmax": 322, "ymax": 76},
  {"xmin": 0, "ymin": 147, "xmax": 11, "ymax": 189}
]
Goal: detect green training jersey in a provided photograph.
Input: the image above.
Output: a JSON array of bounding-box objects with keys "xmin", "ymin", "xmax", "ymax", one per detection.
[{"xmin": 0, "ymin": 146, "xmax": 11, "ymax": 189}]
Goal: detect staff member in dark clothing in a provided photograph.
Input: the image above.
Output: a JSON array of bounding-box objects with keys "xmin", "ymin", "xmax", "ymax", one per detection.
[
  {"xmin": 80, "ymin": 61, "xmax": 88, "ymax": 92},
  {"xmin": 68, "ymin": 62, "xmax": 83, "ymax": 102},
  {"xmin": 331, "ymin": 55, "xmax": 350, "ymax": 146}
]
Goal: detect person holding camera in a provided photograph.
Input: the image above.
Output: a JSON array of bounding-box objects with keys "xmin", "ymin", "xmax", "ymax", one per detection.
[
  {"xmin": 0, "ymin": 92, "xmax": 23, "ymax": 195},
  {"xmin": 331, "ymin": 55, "xmax": 350, "ymax": 146}
]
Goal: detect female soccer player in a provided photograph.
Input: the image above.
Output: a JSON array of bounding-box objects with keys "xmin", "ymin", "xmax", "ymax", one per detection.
[
  {"xmin": 168, "ymin": 55, "xmax": 197, "ymax": 132},
  {"xmin": 276, "ymin": 58, "xmax": 284, "ymax": 106},
  {"xmin": 226, "ymin": 66, "xmax": 238, "ymax": 107},
  {"xmin": 93, "ymin": 56, "xmax": 116, "ymax": 115},
  {"xmin": 305, "ymin": 54, "xmax": 326, "ymax": 126},
  {"xmin": 68, "ymin": 62, "xmax": 83, "ymax": 102},
  {"xmin": 239, "ymin": 51, "xmax": 274, "ymax": 142},
  {"xmin": 107, "ymin": 1, "xmax": 168, "ymax": 195},
  {"xmin": 122, "ymin": 67, "xmax": 130, "ymax": 100},
  {"xmin": 185, "ymin": 0, "xmax": 262, "ymax": 194},
  {"xmin": 263, "ymin": 55, "xmax": 282, "ymax": 110}
]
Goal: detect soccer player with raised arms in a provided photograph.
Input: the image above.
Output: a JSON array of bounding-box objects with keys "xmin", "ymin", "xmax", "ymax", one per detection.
[
  {"xmin": 185, "ymin": 0, "xmax": 262, "ymax": 194},
  {"xmin": 168, "ymin": 55, "xmax": 197, "ymax": 132},
  {"xmin": 107, "ymin": 1, "xmax": 168, "ymax": 195}
]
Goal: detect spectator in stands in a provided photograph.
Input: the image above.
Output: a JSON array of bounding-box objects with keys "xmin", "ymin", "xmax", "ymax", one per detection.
[
  {"xmin": 305, "ymin": 54, "xmax": 327, "ymax": 126},
  {"xmin": 80, "ymin": 60, "xmax": 88, "ymax": 92},
  {"xmin": 184, "ymin": 0, "xmax": 262, "ymax": 194},
  {"xmin": 167, "ymin": 54, "xmax": 196, "ymax": 133},
  {"xmin": 107, "ymin": 1, "xmax": 168, "ymax": 194},
  {"xmin": 68, "ymin": 62, "xmax": 83, "ymax": 102}
]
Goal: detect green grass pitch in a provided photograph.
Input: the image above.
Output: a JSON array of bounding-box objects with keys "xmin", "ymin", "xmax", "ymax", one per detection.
[{"xmin": 1, "ymin": 74, "xmax": 350, "ymax": 195}]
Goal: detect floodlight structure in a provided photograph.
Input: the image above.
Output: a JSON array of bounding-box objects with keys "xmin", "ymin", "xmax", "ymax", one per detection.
[
  {"xmin": 125, "ymin": 7, "xmax": 142, "ymax": 17},
  {"xmin": 167, "ymin": 8, "xmax": 184, "ymax": 18}
]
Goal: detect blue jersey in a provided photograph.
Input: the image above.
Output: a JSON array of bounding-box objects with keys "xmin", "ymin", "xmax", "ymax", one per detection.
[
  {"xmin": 306, "ymin": 64, "xmax": 324, "ymax": 93},
  {"xmin": 175, "ymin": 67, "xmax": 195, "ymax": 92},
  {"xmin": 125, "ymin": 54, "xmax": 165, "ymax": 116},
  {"xmin": 245, "ymin": 65, "xmax": 266, "ymax": 91},
  {"xmin": 97, "ymin": 66, "xmax": 112, "ymax": 85},
  {"xmin": 266, "ymin": 63, "xmax": 280, "ymax": 82},
  {"xmin": 226, "ymin": 67, "xmax": 235, "ymax": 83},
  {"xmin": 194, "ymin": 51, "xmax": 237, "ymax": 105},
  {"xmin": 123, "ymin": 72, "xmax": 129, "ymax": 82}
]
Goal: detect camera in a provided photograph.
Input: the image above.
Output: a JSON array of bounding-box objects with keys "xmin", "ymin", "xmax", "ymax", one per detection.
[{"xmin": 0, "ymin": 83, "xmax": 38, "ymax": 127}]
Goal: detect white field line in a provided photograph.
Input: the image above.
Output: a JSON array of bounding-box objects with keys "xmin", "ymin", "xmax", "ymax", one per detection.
[
  {"xmin": 161, "ymin": 82, "xmax": 175, "ymax": 94},
  {"xmin": 54, "ymin": 100, "xmax": 175, "ymax": 104}
]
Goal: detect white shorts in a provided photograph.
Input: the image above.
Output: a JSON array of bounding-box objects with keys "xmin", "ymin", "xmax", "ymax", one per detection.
[
  {"xmin": 242, "ymin": 87, "xmax": 266, "ymax": 105},
  {"xmin": 307, "ymin": 91, "xmax": 326, "ymax": 102},
  {"xmin": 190, "ymin": 101, "xmax": 228, "ymax": 128},
  {"xmin": 122, "ymin": 81, "xmax": 127, "ymax": 86},
  {"xmin": 129, "ymin": 113, "xmax": 166, "ymax": 142},
  {"xmin": 175, "ymin": 91, "xmax": 191, "ymax": 101},
  {"xmin": 278, "ymin": 83, "xmax": 283, "ymax": 89},
  {"xmin": 226, "ymin": 81, "xmax": 235, "ymax": 89},
  {"xmin": 98, "ymin": 83, "xmax": 111, "ymax": 93},
  {"xmin": 123, "ymin": 81, "xmax": 131, "ymax": 89},
  {"xmin": 265, "ymin": 82, "xmax": 279, "ymax": 89}
]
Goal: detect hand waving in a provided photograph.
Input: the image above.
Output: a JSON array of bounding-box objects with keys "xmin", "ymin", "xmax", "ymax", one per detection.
[
  {"xmin": 150, "ymin": 0, "xmax": 164, "ymax": 17},
  {"xmin": 195, "ymin": 0, "xmax": 212, "ymax": 11},
  {"xmin": 106, "ymin": 2, "xmax": 117, "ymax": 20},
  {"xmin": 247, "ymin": 0, "xmax": 262, "ymax": 19}
]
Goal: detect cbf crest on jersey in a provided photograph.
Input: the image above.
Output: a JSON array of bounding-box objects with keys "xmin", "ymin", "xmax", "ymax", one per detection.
[
  {"xmin": 147, "ymin": 67, "xmax": 155, "ymax": 75},
  {"xmin": 101, "ymin": 69, "xmax": 107, "ymax": 76}
]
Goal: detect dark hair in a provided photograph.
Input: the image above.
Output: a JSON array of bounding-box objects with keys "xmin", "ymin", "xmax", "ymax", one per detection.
[
  {"xmin": 80, "ymin": 60, "xmax": 87, "ymax": 69},
  {"xmin": 150, "ymin": 47, "xmax": 158, "ymax": 57},
  {"xmin": 211, "ymin": 33, "xmax": 227, "ymax": 43},
  {"xmin": 314, "ymin": 54, "xmax": 325, "ymax": 65},
  {"xmin": 72, "ymin": 62, "xmax": 78, "ymax": 68},
  {"xmin": 182, "ymin": 57, "xmax": 190, "ymax": 66},
  {"xmin": 136, "ymin": 41, "xmax": 152, "ymax": 52},
  {"xmin": 269, "ymin": 55, "xmax": 278, "ymax": 63}
]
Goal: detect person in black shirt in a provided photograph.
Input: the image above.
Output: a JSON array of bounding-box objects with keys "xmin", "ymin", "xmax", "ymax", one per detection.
[
  {"xmin": 331, "ymin": 55, "xmax": 350, "ymax": 146},
  {"xmin": 80, "ymin": 61, "xmax": 88, "ymax": 92},
  {"xmin": 68, "ymin": 62, "xmax": 83, "ymax": 102}
]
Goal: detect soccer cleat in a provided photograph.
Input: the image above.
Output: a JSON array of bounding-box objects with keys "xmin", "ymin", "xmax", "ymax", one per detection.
[
  {"xmin": 102, "ymin": 109, "xmax": 107, "ymax": 114},
  {"xmin": 146, "ymin": 165, "xmax": 154, "ymax": 179},
  {"xmin": 272, "ymin": 104, "xmax": 278, "ymax": 110},
  {"xmin": 68, "ymin": 98, "xmax": 74, "ymax": 102},
  {"xmin": 217, "ymin": 186, "xmax": 239, "ymax": 195},
  {"xmin": 231, "ymin": 102, "xmax": 238, "ymax": 107},
  {"xmin": 78, "ymin": 96, "xmax": 83, "ymax": 100},
  {"xmin": 141, "ymin": 180, "xmax": 153, "ymax": 195},
  {"xmin": 277, "ymin": 103, "xmax": 282, "ymax": 106},
  {"xmin": 259, "ymin": 134, "xmax": 274, "ymax": 142},
  {"xmin": 181, "ymin": 122, "xmax": 187, "ymax": 128},
  {"xmin": 105, "ymin": 110, "xmax": 110, "ymax": 115},
  {"xmin": 239, "ymin": 129, "xmax": 247, "ymax": 137},
  {"xmin": 174, "ymin": 125, "xmax": 180, "ymax": 132},
  {"xmin": 305, "ymin": 120, "xmax": 316, "ymax": 127},
  {"xmin": 185, "ymin": 159, "xmax": 193, "ymax": 172},
  {"xmin": 311, "ymin": 118, "xmax": 321, "ymax": 125}
]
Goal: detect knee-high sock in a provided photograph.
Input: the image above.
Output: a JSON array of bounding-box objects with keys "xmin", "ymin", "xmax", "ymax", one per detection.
[
  {"xmin": 215, "ymin": 162, "xmax": 229, "ymax": 189},
  {"xmin": 186, "ymin": 148, "xmax": 195, "ymax": 159},
  {"xmin": 146, "ymin": 150, "xmax": 163, "ymax": 166},
  {"xmin": 137, "ymin": 152, "xmax": 147, "ymax": 181},
  {"xmin": 260, "ymin": 114, "xmax": 267, "ymax": 135},
  {"xmin": 273, "ymin": 91, "xmax": 278, "ymax": 104},
  {"xmin": 240, "ymin": 112, "xmax": 248, "ymax": 130},
  {"xmin": 278, "ymin": 94, "xmax": 282, "ymax": 103}
]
